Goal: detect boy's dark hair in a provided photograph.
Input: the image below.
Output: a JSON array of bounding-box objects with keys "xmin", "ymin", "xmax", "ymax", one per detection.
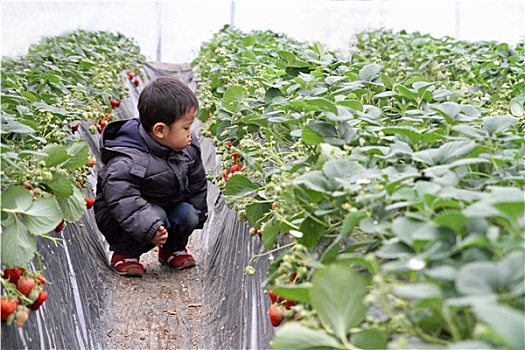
[{"xmin": 138, "ymin": 76, "xmax": 199, "ymax": 132}]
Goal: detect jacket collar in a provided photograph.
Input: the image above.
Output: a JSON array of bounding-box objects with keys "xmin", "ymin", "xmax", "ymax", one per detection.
[{"xmin": 138, "ymin": 124, "xmax": 184, "ymax": 160}]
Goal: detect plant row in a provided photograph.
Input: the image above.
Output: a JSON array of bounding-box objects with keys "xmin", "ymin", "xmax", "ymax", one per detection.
[
  {"xmin": 1, "ymin": 30, "xmax": 146, "ymax": 326},
  {"xmin": 193, "ymin": 25, "xmax": 524, "ymax": 349}
]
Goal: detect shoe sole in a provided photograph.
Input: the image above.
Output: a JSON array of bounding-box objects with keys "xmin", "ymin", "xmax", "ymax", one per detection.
[
  {"xmin": 158, "ymin": 258, "xmax": 196, "ymax": 270},
  {"xmin": 113, "ymin": 267, "xmax": 144, "ymax": 277}
]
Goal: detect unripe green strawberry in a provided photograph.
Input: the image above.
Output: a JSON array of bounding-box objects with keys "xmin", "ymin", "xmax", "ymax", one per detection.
[
  {"xmin": 15, "ymin": 305, "xmax": 29, "ymax": 327},
  {"xmin": 27, "ymin": 289, "xmax": 40, "ymax": 304}
]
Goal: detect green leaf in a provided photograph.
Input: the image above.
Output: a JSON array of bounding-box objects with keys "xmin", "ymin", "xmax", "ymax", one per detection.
[
  {"xmin": 393, "ymin": 283, "xmax": 443, "ymax": 301},
  {"xmin": 497, "ymin": 250, "xmax": 525, "ymax": 294},
  {"xmin": 446, "ymin": 341, "xmax": 494, "ymax": 349},
  {"xmin": 376, "ymin": 241, "xmax": 414, "ymax": 259},
  {"xmin": 43, "ymin": 144, "xmax": 69, "ymax": 167},
  {"xmin": 482, "ymin": 115, "xmax": 517, "ymax": 134},
  {"xmin": 1, "ymin": 114, "xmax": 36, "ymax": 134},
  {"xmin": 293, "ymin": 171, "xmax": 334, "ymax": 193},
  {"xmin": 310, "ymin": 265, "xmax": 368, "ymax": 341},
  {"xmin": 509, "ymin": 97, "xmax": 524, "ymax": 117},
  {"xmin": 359, "ymin": 63, "xmax": 381, "ymax": 82},
  {"xmin": 62, "ymin": 140, "xmax": 89, "ymax": 169},
  {"xmin": 224, "ymin": 174, "xmax": 259, "ymax": 197},
  {"xmin": 456, "ymin": 261, "xmax": 499, "ymax": 295},
  {"xmin": 221, "ymin": 85, "xmax": 248, "ymax": 113},
  {"xmin": 324, "ymin": 105, "xmax": 354, "ymax": 122},
  {"xmin": 1, "ymin": 214, "xmax": 37, "ymax": 267},
  {"xmin": 270, "ymin": 323, "xmax": 342, "ymax": 350},
  {"xmin": 297, "ymin": 217, "xmax": 325, "ymax": 249},
  {"xmin": 303, "ymin": 121, "xmax": 338, "ymax": 145},
  {"xmin": 1, "ymin": 185, "xmax": 33, "ymax": 211},
  {"xmin": 425, "ymin": 265, "xmax": 457, "ymax": 281},
  {"xmin": 45, "ymin": 173, "xmax": 73, "ymax": 198},
  {"xmin": 413, "ymin": 148, "xmax": 440, "ymax": 165},
  {"xmin": 262, "ymin": 217, "xmax": 281, "ymax": 250},
  {"xmin": 33, "ymin": 101, "xmax": 68, "ymax": 116},
  {"xmin": 391, "ymin": 217, "xmax": 438, "ymax": 246},
  {"xmin": 381, "ymin": 126, "xmax": 422, "ymax": 144},
  {"xmin": 304, "ymin": 97, "xmax": 337, "ymax": 114},
  {"xmin": 397, "ymin": 85, "xmax": 417, "ymax": 101},
  {"xmin": 22, "ymin": 197, "xmax": 63, "ymax": 236},
  {"xmin": 340, "ymin": 211, "xmax": 366, "ymax": 239},
  {"xmin": 245, "ymin": 201, "xmax": 271, "ymax": 227},
  {"xmin": 439, "ymin": 140, "xmax": 476, "ymax": 163},
  {"xmin": 452, "ymin": 125, "xmax": 486, "ymax": 139},
  {"xmin": 322, "ymin": 159, "xmax": 365, "ymax": 187},
  {"xmin": 301, "ymin": 124, "xmax": 324, "ymax": 145},
  {"xmin": 350, "ymin": 329, "xmax": 387, "ymax": 350},
  {"xmin": 56, "ymin": 186, "xmax": 87, "ymax": 222},
  {"xmin": 433, "ymin": 102, "xmax": 461, "ymax": 122},
  {"xmin": 278, "ymin": 50, "xmax": 296, "ymax": 65},
  {"xmin": 272, "ymin": 284, "xmax": 312, "ymax": 305},
  {"xmin": 473, "ymin": 304, "xmax": 525, "ymax": 350},
  {"xmin": 434, "ymin": 211, "xmax": 467, "ymax": 235}
]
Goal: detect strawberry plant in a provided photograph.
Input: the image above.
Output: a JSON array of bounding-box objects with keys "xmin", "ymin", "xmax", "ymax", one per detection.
[
  {"xmin": 1, "ymin": 29, "xmax": 145, "ymax": 327},
  {"xmin": 194, "ymin": 26, "xmax": 524, "ymax": 349}
]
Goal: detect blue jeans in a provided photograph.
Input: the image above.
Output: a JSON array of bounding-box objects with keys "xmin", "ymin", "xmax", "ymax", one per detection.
[{"xmin": 112, "ymin": 202, "xmax": 200, "ymax": 256}]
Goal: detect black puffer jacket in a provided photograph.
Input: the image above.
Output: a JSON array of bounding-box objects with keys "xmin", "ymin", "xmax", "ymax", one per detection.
[{"xmin": 94, "ymin": 118, "xmax": 208, "ymax": 244}]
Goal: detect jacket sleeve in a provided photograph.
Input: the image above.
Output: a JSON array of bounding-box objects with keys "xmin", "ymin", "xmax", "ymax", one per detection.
[
  {"xmin": 186, "ymin": 138, "xmax": 208, "ymax": 228},
  {"xmin": 101, "ymin": 155, "xmax": 163, "ymax": 243}
]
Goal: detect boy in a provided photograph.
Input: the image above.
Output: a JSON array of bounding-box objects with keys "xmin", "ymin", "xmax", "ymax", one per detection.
[{"xmin": 94, "ymin": 76, "xmax": 208, "ymax": 277}]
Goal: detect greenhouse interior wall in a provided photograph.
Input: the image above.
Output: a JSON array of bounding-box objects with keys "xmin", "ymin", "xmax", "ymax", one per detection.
[
  {"xmin": 1, "ymin": 1, "xmax": 524, "ymax": 349},
  {"xmin": 2, "ymin": 1, "xmax": 524, "ymax": 63}
]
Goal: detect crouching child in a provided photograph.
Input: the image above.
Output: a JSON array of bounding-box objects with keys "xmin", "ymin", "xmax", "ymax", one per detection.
[{"xmin": 94, "ymin": 76, "xmax": 208, "ymax": 277}]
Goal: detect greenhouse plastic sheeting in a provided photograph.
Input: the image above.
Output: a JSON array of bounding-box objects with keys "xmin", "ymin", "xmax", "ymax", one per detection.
[{"xmin": 1, "ymin": 62, "xmax": 274, "ymax": 349}]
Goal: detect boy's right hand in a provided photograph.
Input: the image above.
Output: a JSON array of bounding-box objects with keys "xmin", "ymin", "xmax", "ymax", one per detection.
[{"xmin": 151, "ymin": 225, "xmax": 168, "ymax": 246}]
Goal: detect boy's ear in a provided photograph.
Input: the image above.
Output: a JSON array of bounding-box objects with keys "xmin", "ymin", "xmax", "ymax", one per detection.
[{"xmin": 151, "ymin": 122, "xmax": 167, "ymax": 139}]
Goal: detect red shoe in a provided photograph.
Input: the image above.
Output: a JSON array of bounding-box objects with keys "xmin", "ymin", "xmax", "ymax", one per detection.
[
  {"xmin": 158, "ymin": 247, "xmax": 196, "ymax": 270},
  {"xmin": 111, "ymin": 253, "xmax": 145, "ymax": 277}
]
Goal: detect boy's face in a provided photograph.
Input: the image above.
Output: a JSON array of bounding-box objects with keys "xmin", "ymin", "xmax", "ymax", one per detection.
[{"xmin": 153, "ymin": 109, "xmax": 197, "ymax": 151}]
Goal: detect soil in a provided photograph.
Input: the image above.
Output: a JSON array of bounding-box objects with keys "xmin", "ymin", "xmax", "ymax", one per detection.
[{"xmin": 102, "ymin": 235, "xmax": 210, "ymax": 350}]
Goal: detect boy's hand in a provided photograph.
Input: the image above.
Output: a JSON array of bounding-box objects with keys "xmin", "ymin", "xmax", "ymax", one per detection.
[{"xmin": 151, "ymin": 225, "xmax": 168, "ymax": 246}]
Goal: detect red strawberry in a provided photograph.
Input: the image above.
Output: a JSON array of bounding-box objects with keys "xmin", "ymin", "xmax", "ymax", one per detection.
[
  {"xmin": 232, "ymin": 153, "xmax": 241, "ymax": 161},
  {"xmin": 1, "ymin": 297, "xmax": 19, "ymax": 321},
  {"xmin": 103, "ymin": 112, "xmax": 112, "ymax": 121},
  {"xmin": 225, "ymin": 140, "xmax": 233, "ymax": 149},
  {"xmin": 17, "ymin": 277, "xmax": 35, "ymax": 297},
  {"xmin": 284, "ymin": 299, "xmax": 296, "ymax": 310},
  {"xmin": 2, "ymin": 267, "xmax": 24, "ymax": 284},
  {"xmin": 230, "ymin": 163, "xmax": 243, "ymax": 174},
  {"xmin": 289, "ymin": 272, "xmax": 298, "ymax": 283},
  {"xmin": 30, "ymin": 291, "xmax": 48, "ymax": 311},
  {"xmin": 98, "ymin": 119, "xmax": 107, "ymax": 133},
  {"xmin": 268, "ymin": 304, "xmax": 285, "ymax": 327},
  {"xmin": 133, "ymin": 79, "xmax": 140, "ymax": 87},
  {"xmin": 268, "ymin": 289, "xmax": 278, "ymax": 304},
  {"xmin": 110, "ymin": 99, "xmax": 120, "ymax": 109},
  {"xmin": 85, "ymin": 198, "xmax": 95, "ymax": 209},
  {"xmin": 127, "ymin": 71, "xmax": 135, "ymax": 80},
  {"xmin": 55, "ymin": 219, "xmax": 65, "ymax": 232},
  {"xmin": 72, "ymin": 121, "xmax": 81, "ymax": 132},
  {"xmin": 35, "ymin": 274, "xmax": 45, "ymax": 286},
  {"xmin": 222, "ymin": 170, "xmax": 229, "ymax": 181}
]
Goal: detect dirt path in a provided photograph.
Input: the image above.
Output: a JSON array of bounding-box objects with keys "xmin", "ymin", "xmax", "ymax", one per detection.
[{"xmin": 102, "ymin": 238, "xmax": 209, "ymax": 350}]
